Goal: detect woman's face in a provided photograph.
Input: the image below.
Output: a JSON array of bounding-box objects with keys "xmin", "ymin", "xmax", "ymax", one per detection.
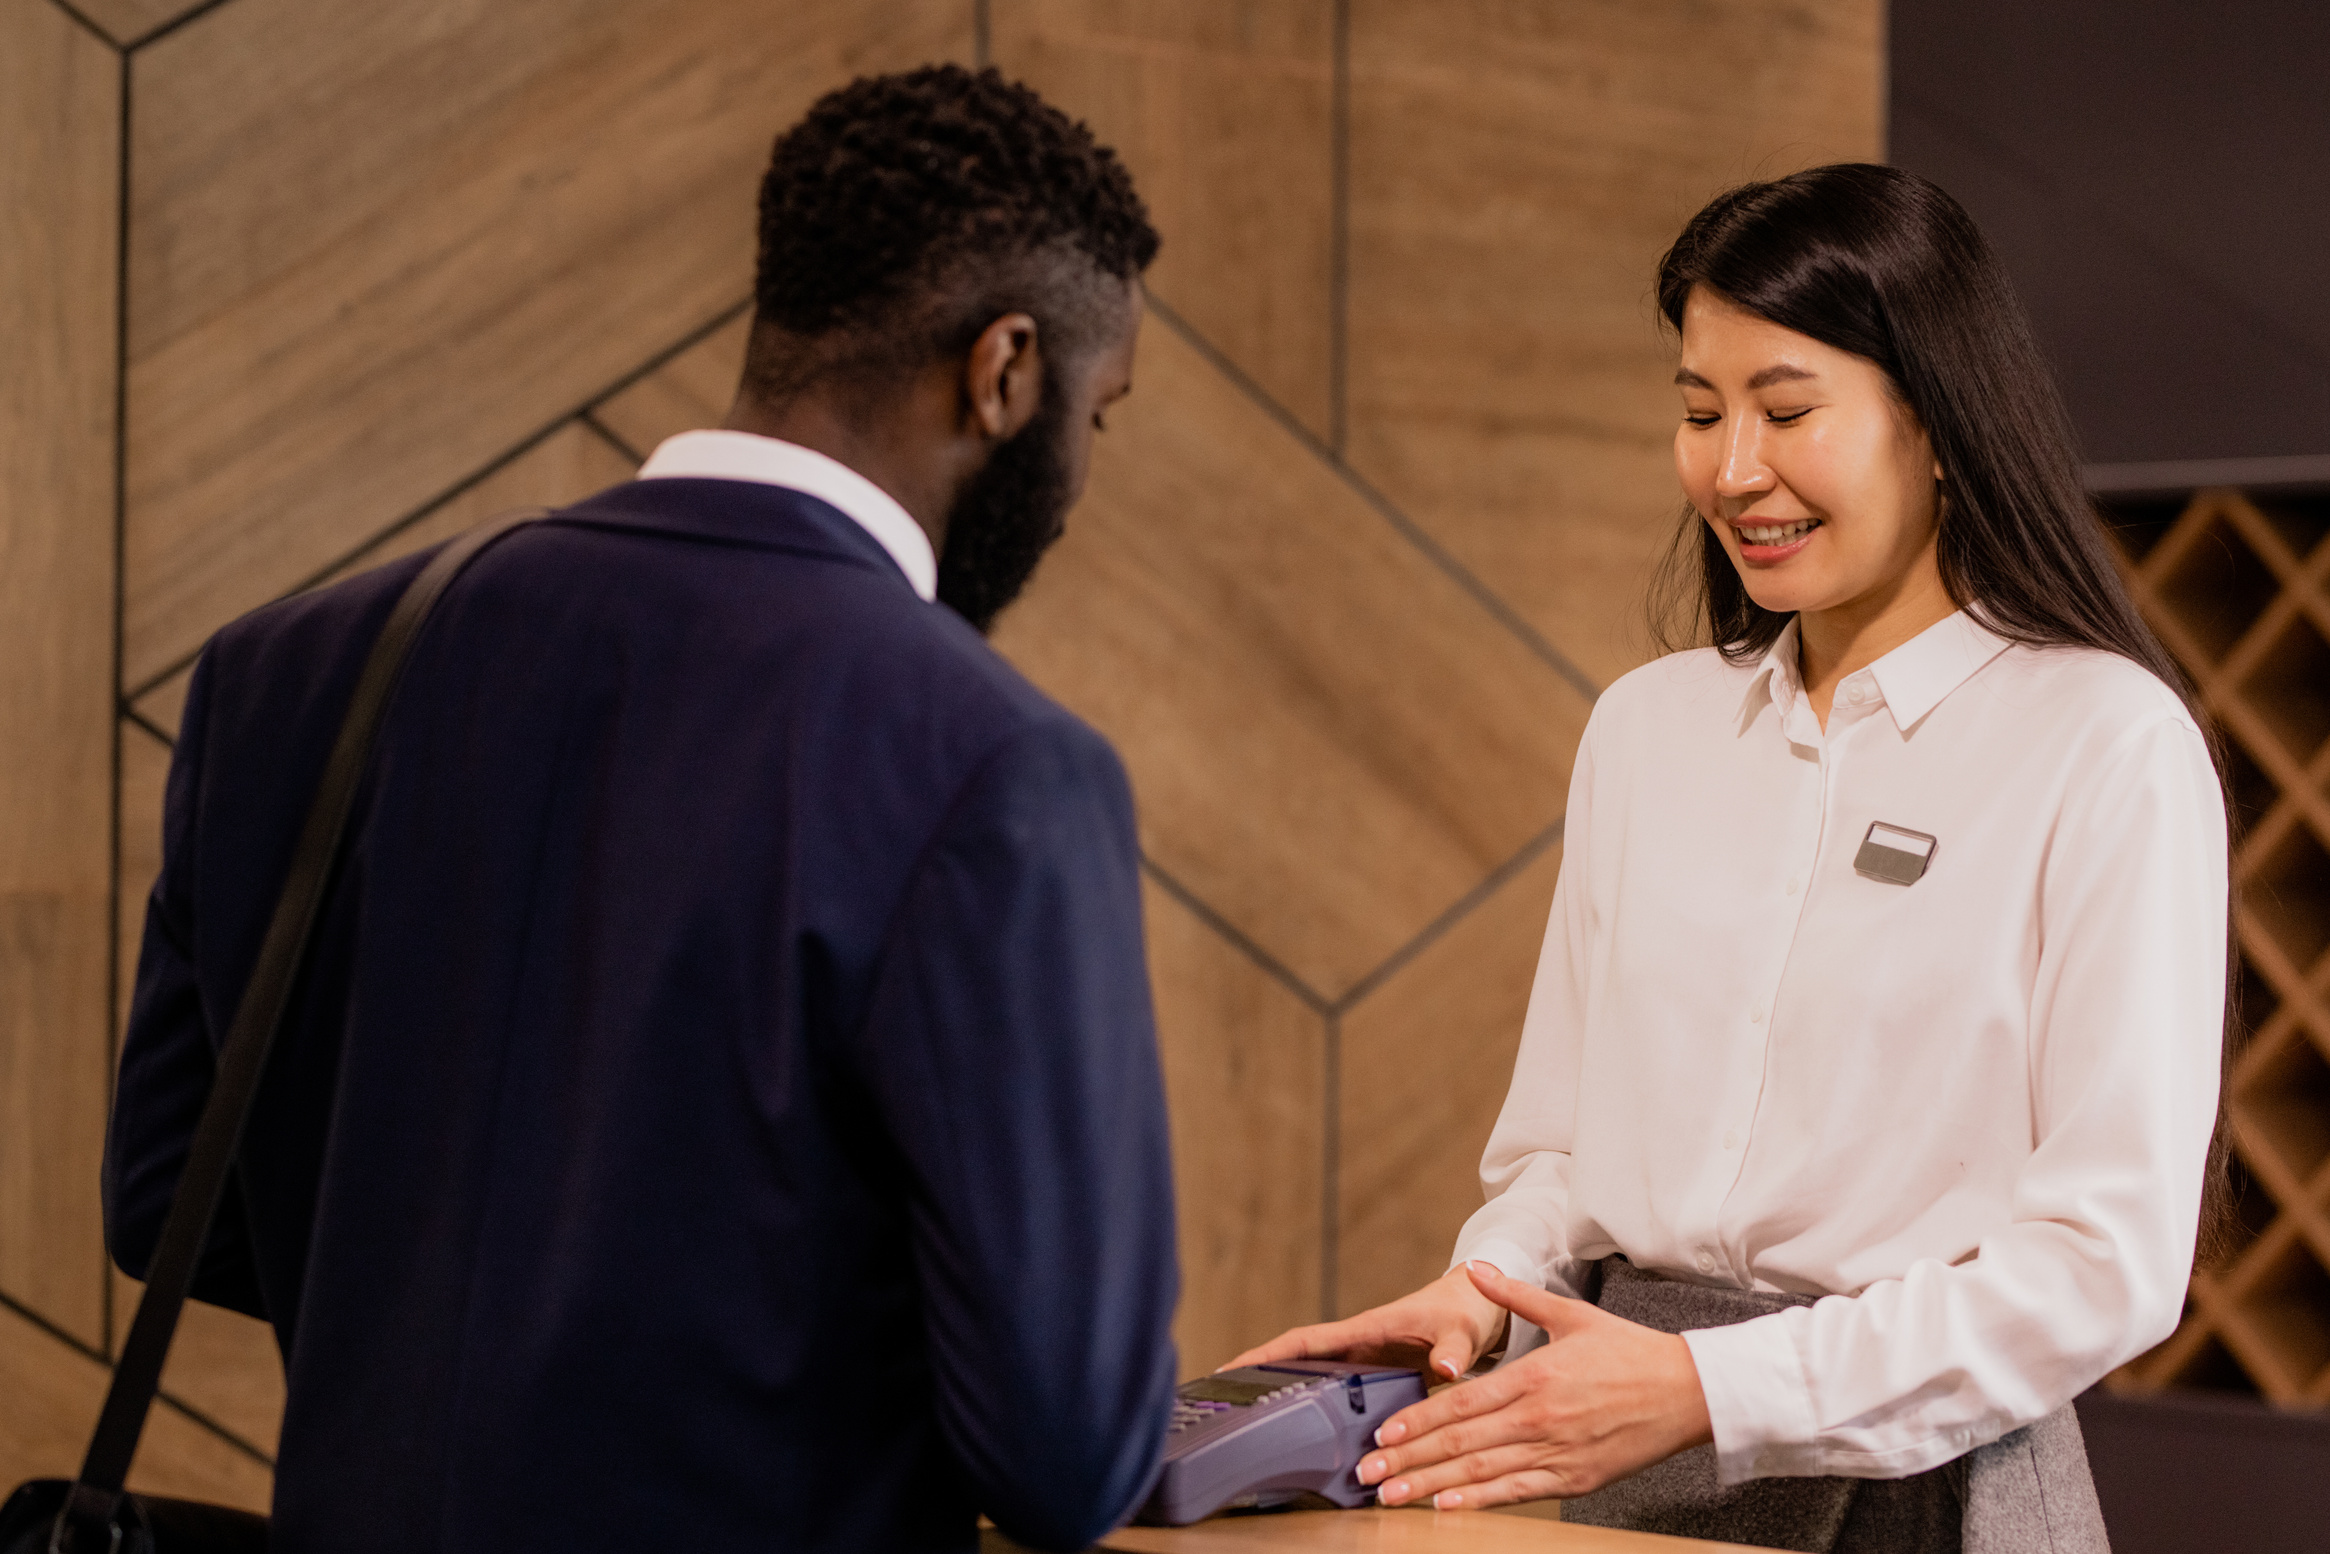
[{"xmin": 1673, "ymin": 286, "xmax": 1943, "ymax": 621}]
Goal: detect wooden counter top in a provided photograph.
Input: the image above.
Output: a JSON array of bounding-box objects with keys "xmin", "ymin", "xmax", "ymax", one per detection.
[{"xmin": 986, "ymin": 1508, "xmax": 1764, "ymax": 1554}]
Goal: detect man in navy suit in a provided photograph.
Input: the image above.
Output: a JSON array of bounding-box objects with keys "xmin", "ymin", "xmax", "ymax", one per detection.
[{"xmin": 105, "ymin": 65, "xmax": 1177, "ymax": 1553}]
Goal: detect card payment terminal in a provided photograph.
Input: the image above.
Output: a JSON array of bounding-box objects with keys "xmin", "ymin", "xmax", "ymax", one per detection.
[{"xmin": 1135, "ymin": 1361, "xmax": 1428, "ymax": 1525}]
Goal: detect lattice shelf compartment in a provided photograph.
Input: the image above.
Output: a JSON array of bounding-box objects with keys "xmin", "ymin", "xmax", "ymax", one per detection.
[{"xmin": 2105, "ymin": 487, "xmax": 2330, "ymax": 1408}]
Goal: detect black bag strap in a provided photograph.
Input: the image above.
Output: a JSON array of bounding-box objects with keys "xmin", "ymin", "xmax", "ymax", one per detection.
[{"xmin": 63, "ymin": 508, "xmax": 547, "ymax": 1539}]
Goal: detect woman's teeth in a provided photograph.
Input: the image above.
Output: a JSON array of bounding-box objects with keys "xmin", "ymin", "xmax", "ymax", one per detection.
[{"xmin": 1740, "ymin": 519, "xmax": 1821, "ymax": 545}]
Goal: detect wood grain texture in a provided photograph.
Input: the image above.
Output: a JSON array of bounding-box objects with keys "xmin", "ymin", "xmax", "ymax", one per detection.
[
  {"xmin": 989, "ymin": 0, "xmax": 1335, "ymax": 437},
  {"xmin": 61, "ymin": 0, "xmax": 208, "ymax": 49},
  {"xmin": 1095, "ymin": 1504, "xmax": 1763, "ymax": 1551},
  {"xmin": 1336, "ymin": 844, "xmax": 1563, "ymax": 1318},
  {"xmin": 1146, "ymin": 880, "xmax": 1327, "ymax": 1375},
  {"xmin": 1343, "ymin": 0, "xmax": 1883, "ymax": 688},
  {"xmin": 0, "ymin": 0, "xmax": 120, "ymax": 1351},
  {"xmin": 123, "ymin": 0, "xmax": 974, "ymax": 691},
  {"xmin": 0, "ymin": 1299, "xmax": 273, "ymax": 1514},
  {"xmin": 996, "ymin": 315, "xmax": 1589, "ymax": 999},
  {"xmin": 590, "ymin": 312, "xmax": 753, "ymax": 459},
  {"xmin": 125, "ymin": 419, "xmax": 640, "ymax": 738}
]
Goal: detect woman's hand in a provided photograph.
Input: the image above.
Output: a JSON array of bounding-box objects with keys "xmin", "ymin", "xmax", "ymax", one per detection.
[
  {"xmin": 1353, "ymin": 1262, "xmax": 1713, "ymax": 1510},
  {"xmin": 1221, "ymin": 1263, "xmax": 1511, "ymax": 1382}
]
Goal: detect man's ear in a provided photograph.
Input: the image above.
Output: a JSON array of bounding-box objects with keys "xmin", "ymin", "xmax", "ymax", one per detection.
[{"xmin": 963, "ymin": 312, "xmax": 1043, "ymax": 441}]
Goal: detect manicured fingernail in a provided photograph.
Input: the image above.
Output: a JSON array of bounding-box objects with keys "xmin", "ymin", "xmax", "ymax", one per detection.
[
  {"xmin": 1384, "ymin": 1479, "xmax": 1410, "ymax": 1505},
  {"xmin": 1468, "ymin": 1260, "xmax": 1498, "ymax": 1278},
  {"xmin": 1435, "ymin": 1490, "xmax": 1463, "ymax": 1509},
  {"xmin": 1436, "ymin": 1358, "xmax": 1460, "ymax": 1379},
  {"xmin": 1357, "ymin": 1455, "xmax": 1384, "ymax": 1485}
]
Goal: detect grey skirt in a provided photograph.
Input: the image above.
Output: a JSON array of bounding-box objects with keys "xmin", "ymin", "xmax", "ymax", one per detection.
[{"xmin": 1554, "ymin": 1257, "xmax": 2110, "ymax": 1554}]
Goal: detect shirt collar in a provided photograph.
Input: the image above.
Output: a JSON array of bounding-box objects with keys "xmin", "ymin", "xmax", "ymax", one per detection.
[
  {"xmin": 1737, "ymin": 609, "xmax": 2014, "ymax": 733},
  {"xmin": 635, "ymin": 429, "xmax": 937, "ymax": 601}
]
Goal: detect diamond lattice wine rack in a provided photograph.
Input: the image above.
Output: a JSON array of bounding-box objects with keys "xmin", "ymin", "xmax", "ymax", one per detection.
[{"xmin": 2102, "ymin": 488, "xmax": 2330, "ymax": 1404}]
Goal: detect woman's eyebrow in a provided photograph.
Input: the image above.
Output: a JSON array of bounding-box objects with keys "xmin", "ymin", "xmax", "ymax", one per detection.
[{"xmin": 1746, "ymin": 363, "xmax": 1818, "ymax": 389}]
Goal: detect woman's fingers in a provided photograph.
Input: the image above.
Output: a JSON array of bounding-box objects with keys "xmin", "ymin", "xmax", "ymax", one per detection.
[
  {"xmin": 1366, "ymin": 1441, "xmax": 1551, "ymax": 1507},
  {"xmin": 1219, "ymin": 1324, "xmax": 1337, "ymax": 1370},
  {"xmin": 1371, "ymin": 1362, "xmax": 1526, "ymax": 1448},
  {"xmin": 1464, "ymin": 1260, "xmax": 1600, "ymax": 1335},
  {"xmin": 1420, "ymin": 1468, "xmax": 1569, "ymax": 1512}
]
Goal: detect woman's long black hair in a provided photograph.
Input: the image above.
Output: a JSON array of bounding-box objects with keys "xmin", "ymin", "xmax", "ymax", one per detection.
[{"xmin": 1649, "ymin": 162, "xmax": 2239, "ymax": 1263}]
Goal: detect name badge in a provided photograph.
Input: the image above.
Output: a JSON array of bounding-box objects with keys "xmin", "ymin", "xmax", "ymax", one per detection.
[{"xmin": 1854, "ymin": 822, "xmax": 1936, "ymax": 885}]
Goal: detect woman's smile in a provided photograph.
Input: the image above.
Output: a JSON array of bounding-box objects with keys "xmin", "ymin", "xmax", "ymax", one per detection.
[{"xmin": 1732, "ymin": 515, "xmax": 1823, "ymax": 560}]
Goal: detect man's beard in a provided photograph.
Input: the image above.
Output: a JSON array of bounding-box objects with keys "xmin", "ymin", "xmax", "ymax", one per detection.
[{"xmin": 934, "ymin": 385, "xmax": 1075, "ymax": 635}]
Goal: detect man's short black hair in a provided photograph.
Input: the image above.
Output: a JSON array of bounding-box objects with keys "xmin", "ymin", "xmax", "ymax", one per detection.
[{"xmin": 748, "ymin": 64, "xmax": 1158, "ymax": 398}]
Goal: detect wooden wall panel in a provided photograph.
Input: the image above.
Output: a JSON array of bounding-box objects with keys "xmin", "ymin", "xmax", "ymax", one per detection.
[
  {"xmin": 1343, "ymin": 0, "xmax": 1884, "ymax": 689},
  {"xmin": 1145, "ymin": 881, "xmax": 1326, "ymax": 1374},
  {"xmin": 592, "ymin": 314, "xmax": 753, "ymax": 460},
  {"xmin": 1337, "ymin": 844, "xmax": 1563, "ymax": 1318},
  {"xmin": 995, "ymin": 316, "xmax": 1590, "ymax": 1000},
  {"xmin": 65, "ymin": 0, "xmax": 206, "ymax": 49},
  {"xmin": 122, "ymin": 0, "xmax": 973, "ymax": 695},
  {"xmin": 0, "ymin": 0, "xmax": 121, "ymax": 1353},
  {"xmin": 989, "ymin": 1, "xmax": 1336, "ymax": 439},
  {"xmin": 129, "ymin": 420, "xmax": 642, "ymax": 739},
  {"xmin": 1, "ymin": 1301, "xmax": 272, "ymax": 1513}
]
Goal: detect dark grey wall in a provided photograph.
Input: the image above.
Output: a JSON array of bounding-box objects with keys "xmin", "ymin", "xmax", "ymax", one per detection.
[{"xmin": 1889, "ymin": 3, "xmax": 2330, "ymax": 492}]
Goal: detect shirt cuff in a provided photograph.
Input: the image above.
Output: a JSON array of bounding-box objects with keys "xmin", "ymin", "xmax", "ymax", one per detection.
[
  {"xmin": 1446, "ymin": 1236, "xmax": 1542, "ymax": 1289},
  {"xmin": 1681, "ymin": 1309, "xmax": 1823, "ymax": 1485}
]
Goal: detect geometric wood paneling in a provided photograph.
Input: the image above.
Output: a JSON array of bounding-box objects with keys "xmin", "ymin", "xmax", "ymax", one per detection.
[
  {"xmin": 1145, "ymin": 880, "xmax": 1327, "ymax": 1376},
  {"xmin": 991, "ymin": 1, "xmax": 1337, "ymax": 441},
  {"xmin": 0, "ymin": 0, "xmax": 123, "ymax": 1358},
  {"xmin": 1343, "ymin": 0, "xmax": 1885, "ymax": 690},
  {"xmin": 994, "ymin": 316, "xmax": 1590, "ymax": 1001},
  {"xmin": 2108, "ymin": 488, "xmax": 2330, "ymax": 1406},
  {"xmin": 1336, "ymin": 841, "xmax": 1563, "ymax": 1318},
  {"xmin": 125, "ymin": 420, "xmax": 642, "ymax": 740},
  {"xmin": 122, "ymin": 0, "xmax": 976, "ymax": 694},
  {"xmin": 0, "ymin": 1300, "xmax": 273, "ymax": 1515},
  {"xmin": 2, "ymin": 0, "xmax": 1883, "ymax": 1502}
]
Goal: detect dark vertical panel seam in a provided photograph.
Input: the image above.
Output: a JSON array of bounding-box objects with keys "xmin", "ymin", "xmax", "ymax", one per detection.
[
  {"xmin": 44, "ymin": 0, "xmax": 122, "ymax": 50},
  {"xmin": 1328, "ymin": 0, "xmax": 1350, "ymax": 454},
  {"xmin": 973, "ymin": 0, "xmax": 991, "ymax": 68},
  {"xmin": 1321, "ymin": 1010, "xmax": 1341, "ymax": 1321},
  {"xmin": 103, "ymin": 41, "xmax": 133, "ymax": 1359},
  {"xmin": 1144, "ymin": 294, "xmax": 1602, "ymax": 705},
  {"xmin": 124, "ymin": 0, "xmax": 239, "ymax": 53}
]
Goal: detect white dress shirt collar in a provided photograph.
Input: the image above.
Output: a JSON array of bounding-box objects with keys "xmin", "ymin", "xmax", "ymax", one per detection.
[
  {"xmin": 635, "ymin": 428, "xmax": 937, "ymax": 602},
  {"xmin": 1742, "ymin": 609, "xmax": 2015, "ymax": 734}
]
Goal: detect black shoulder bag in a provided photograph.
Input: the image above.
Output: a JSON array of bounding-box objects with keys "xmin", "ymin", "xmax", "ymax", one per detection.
[{"xmin": 0, "ymin": 509, "xmax": 544, "ymax": 1554}]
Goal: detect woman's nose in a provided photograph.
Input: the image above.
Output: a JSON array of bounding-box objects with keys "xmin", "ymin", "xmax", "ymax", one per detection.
[{"xmin": 1715, "ymin": 418, "xmax": 1773, "ymax": 500}]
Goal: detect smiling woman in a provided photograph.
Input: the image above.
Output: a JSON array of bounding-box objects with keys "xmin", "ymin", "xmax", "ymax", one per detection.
[{"xmin": 1227, "ymin": 165, "xmax": 2232, "ymax": 1554}]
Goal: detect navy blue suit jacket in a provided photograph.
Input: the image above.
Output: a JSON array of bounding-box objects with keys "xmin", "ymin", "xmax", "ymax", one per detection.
[{"xmin": 105, "ymin": 478, "xmax": 1180, "ymax": 1552}]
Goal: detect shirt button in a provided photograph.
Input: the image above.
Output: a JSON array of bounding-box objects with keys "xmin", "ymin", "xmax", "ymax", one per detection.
[
  {"xmin": 1786, "ymin": 875, "xmax": 1803, "ymax": 896},
  {"xmin": 1749, "ymin": 1005, "xmax": 1765, "ymax": 1024},
  {"xmin": 1722, "ymin": 1130, "xmax": 1740, "ymax": 1150},
  {"xmin": 1696, "ymin": 1251, "xmax": 1716, "ymax": 1275}
]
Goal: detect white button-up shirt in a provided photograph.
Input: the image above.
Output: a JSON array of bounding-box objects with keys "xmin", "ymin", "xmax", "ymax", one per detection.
[
  {"xmin": 637, "ymin": 428, "xmax": 938, "ymax": 601},
  {"xmin": 1453, "ymin": 610, "xmax": 2227, "ymax": 1483}
]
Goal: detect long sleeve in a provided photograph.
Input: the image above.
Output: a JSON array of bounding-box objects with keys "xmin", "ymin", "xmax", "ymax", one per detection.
[
  {"xmin": 1683, "ymin": 714, "xmax": 2227, "ymax": 1481},
  {"xmin": 853, "ymin": 715, "xmax": 1180, "ymax": 1550},
  {"xmin": 1451, "ymin": 718, "xmax": 1598, "ymax": 1302},
  {"xmin": 102, "ymin": 651, "xmax": 271, "ymax": 1320}
]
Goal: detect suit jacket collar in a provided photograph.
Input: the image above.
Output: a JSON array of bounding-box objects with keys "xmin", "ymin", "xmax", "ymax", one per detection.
[{"xmin": 552, "ymin": 478, "xmax": 931, "ymax": 602}]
